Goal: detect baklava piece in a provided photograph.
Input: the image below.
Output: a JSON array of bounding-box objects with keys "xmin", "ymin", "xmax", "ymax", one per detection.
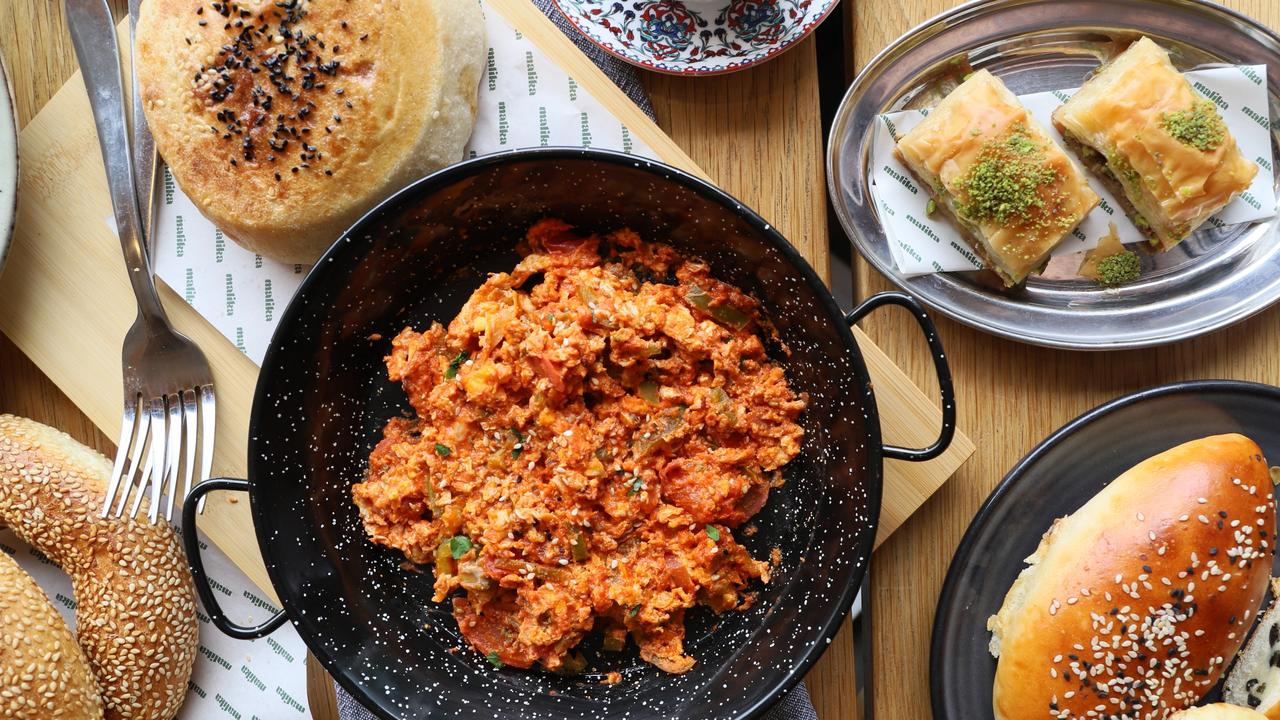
[
  {"xmin": 1053, "ymin": 37, "xmax": 1258, "ymax": 251},
  {"xmin": 895, "ymin": 70, "xmax": 1100, "ymax": 286}
]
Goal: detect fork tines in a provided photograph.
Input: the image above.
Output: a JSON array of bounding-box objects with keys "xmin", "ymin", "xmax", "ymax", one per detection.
[{"xmin": 103, "ymin": 384, "xmax": 215, "ymax": 523}]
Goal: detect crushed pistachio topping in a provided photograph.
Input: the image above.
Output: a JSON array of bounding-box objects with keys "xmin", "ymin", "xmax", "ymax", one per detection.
[
  {"xmin": 955, "ymin": 124, "xmax": 1060, "ymax": 226},
  {"xmin": 1161, "ymin": 100, "xmax": 1226, "ymax": 151},
  {"xmin": 1096, "ymin": 250, "xmax": 1141, "ymax": 286}
]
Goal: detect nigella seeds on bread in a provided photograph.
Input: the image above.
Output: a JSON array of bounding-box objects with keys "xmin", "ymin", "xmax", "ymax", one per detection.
[
  {"xmin": 987, "ymin": 435, "xmax": 1276, "ymax": 720},
  {"xmin": 1052, "ymin": 37, "xmax": 1258, "ymax": 251},
  {"xmin": 893, "ymin": 70, "xmax": 1099, "ymax": 287},
  {"xmin": 137, "ymin": 0, "xmax": 485, "ymax": 263}
]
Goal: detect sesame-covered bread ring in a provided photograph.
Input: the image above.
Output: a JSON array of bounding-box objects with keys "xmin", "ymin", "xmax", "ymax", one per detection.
[
  {"xmin": 0, "ymin": 549, "xmax": 103, "ymax": 719},
  {"xmin": 0, "ymin": 415, "xmax": 197, "ymax": 720},
  {"xmin": 988, "ymin": 434, "xmax": 1277, "ymax": 720}
]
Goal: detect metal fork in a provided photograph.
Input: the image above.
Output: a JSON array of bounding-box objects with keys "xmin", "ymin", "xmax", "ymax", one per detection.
[{"xmin": 65, "ymin": 0, "xmax": 216, "ymax": 523}]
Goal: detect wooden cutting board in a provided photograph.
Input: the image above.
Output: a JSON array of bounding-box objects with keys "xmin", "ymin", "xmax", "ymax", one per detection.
[{"xmin": 0, "ymin": 0, "xmax": 973, "ymax": 599}]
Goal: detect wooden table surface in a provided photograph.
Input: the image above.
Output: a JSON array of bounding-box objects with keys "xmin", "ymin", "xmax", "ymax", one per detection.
[{"xmin": 4, "ymin": 1, "xmax": 1279, "ymax": 719}]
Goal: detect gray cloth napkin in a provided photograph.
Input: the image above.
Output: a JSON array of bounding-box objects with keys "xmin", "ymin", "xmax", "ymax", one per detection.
[{"xmin": 334, "ymin": 4, "xmax": 818, "ymax": 719}]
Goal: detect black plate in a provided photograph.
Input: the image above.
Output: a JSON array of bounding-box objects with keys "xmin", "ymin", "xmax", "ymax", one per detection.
[
  {"xmin": 179, "ymin": 149, "xmax": 958, "ymax": 720},
  {"xmin": 931, "ymin": 380, "xmax": 1280, "ymax": 719}
]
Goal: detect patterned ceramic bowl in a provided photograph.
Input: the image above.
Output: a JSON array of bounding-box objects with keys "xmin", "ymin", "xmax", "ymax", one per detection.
[{"xmin": 551, "ymin": 0, "xmax": 841, "ymax": 76}]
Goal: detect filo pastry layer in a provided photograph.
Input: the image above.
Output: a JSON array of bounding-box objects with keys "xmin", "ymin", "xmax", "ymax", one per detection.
[
  {"xmin": 1053, "ymin": 37, "xmax": 1258, "ymax": 251},
  {"xmin": 895, "ymin": 70, "xmax": 1099, "ymax": 286}
]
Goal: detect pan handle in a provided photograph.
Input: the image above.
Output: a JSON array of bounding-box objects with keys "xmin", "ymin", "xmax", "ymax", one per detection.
[
  {"xmin": 845, "ymin": 291, "xmax": 956, "ymax": 463},
  {"xmin": 181, "ymin": 477, "xmax": 289, "ymax": 640}
]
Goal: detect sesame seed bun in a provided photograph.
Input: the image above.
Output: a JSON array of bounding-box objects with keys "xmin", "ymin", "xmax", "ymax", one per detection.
[
  {"xmin": 987, "ymin": 434, "xmax": 1277, "ymax": 720},
  {"xmin": 1224, "ymin": 578, "xmax": 1280, "ymax": 717},
  {"xmin": 0, "ymin": 415, "xmax": 197, "ymax": 720},
  {"xmin": 1170, "ymin": 704, "xmax": 1270, "ymax": 719},
  {"xmin": 0, "ymin": 550, "xmax": 103, "ymax": 719},
  {"xmin": 137, "ymin": 0, "xmax": 486, "ymax": 263}
]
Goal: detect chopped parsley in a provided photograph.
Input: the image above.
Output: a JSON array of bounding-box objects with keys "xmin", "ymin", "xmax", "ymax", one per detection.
[
  {"xmin": 1162, "ymin": 100, "xmax": 1226, "ymax": 151},
  {"xmin": 444, "ymin": 351, "xmax": 470, "ymax": 379},
  {"xmin": 955, "ymin": 125, "xmax": 1059, "ymax": 225},
  {"xmin": 509, "ymin": 427, "xmax": 525, "ymax": 458},
  {"xmin": 449, "ymin": 535, "xmax": 473, "ymax": 559},
  {"xmin": 705, "ymin": 525, "xmax": 721, "ymax": 542},
  {"xmin": 627, "ymin": 606, "xmax": 640, "ymax": 618},
  {"xmin": 434, "ymin": 443, "xmax": 451, "ymax": 457},
  {"xmin": 485, "ymin": 651, "xmax": 504, "ymax": 668}
]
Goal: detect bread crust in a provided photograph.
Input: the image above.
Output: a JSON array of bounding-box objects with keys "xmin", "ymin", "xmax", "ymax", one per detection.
[
  {"xmin": 0, "ymin": 550, "xmax": 103, "ymax": 719},
  {"xmin": 137, "ymin": 0, "xmax": 485, "ymax": 263},
  {"xmin": 1170, "ymin": 705, "xmax": 1270, "ymax": 719},
  {"xmin": 0, "ymin": 415, "xmax": 197, "ymax": 720},
  {"xmin": 989, "ymin": 434, "xmax": 1276, "ymax": 720}
]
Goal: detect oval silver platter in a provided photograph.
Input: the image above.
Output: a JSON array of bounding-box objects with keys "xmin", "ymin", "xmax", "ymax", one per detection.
[{"xmin": 827, "ymin": 0, "xmax": 1280, "ymax": 349}]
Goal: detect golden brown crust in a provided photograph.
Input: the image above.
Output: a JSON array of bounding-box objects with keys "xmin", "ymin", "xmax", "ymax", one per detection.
[
  {"xmin": 0, "ymin": 550, "xmax": 103, "ymax": 720},
  {"xmin": 137, "ymin": 0, "xmax": 485, "ymax": 263},
  {"xmin": 989, "ymin": 434, "xmax": 1276, "ymax": 720},
  {"xmin": 894, "ymin": 70, "xmax": 1099, "ymax": 286},
  {"xmin": 0, "ymin": 415, "xmax": 197, "ymax": 720}
]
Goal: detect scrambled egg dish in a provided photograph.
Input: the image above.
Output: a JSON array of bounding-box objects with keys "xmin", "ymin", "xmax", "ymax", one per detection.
[{"xmin": 353, "ymin": 219, "xmax": 806, "ymax": 675}]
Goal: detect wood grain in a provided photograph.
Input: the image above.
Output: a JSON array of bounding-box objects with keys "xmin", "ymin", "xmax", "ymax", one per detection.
[{"xmin": 849, "ymin": 1, "xmax": 1280, "ymax": 718}]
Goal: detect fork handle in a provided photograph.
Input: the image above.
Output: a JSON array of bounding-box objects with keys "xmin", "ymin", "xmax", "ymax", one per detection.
[{"xmin": 65, "ymin": 0, "xmax": 167, "ymax": 322}]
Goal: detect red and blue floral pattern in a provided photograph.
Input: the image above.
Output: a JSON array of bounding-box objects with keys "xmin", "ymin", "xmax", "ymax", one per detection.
[{"xmin": 552, "ymin": 0, "xmax": 839, "ymax": 76}]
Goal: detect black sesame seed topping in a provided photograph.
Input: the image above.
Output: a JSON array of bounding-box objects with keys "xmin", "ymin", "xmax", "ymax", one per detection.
[{"xmin": 191, "ymin": 0, "xmax": 354, "ymax": 176}]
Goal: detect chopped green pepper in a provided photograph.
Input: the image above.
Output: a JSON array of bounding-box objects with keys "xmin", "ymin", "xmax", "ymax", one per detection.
[
  {"xmin": 634, "ymin": 407, "xmax": 686, "ymax": 457},
  {"xmin": 571, "ymin": 528, "xmax": 589, "ymax": 561},
  {"xmin": 638, "ymin": 380, "xmax": 660, "ymax": 405},
  {"xmin": 434, "ymin": 443, "xmax": 452, "ymax": 457},
  {"xmin": 486, "ymin": 651, "xmax": 504, "ymax": 668},
  {"xmin": 444, "ymin": 351, "xmax": 470, "ymax": 380},
  {"xmin": 705, "ymin": 525, "xmax": 721, "ymax": 542},
  {"xmin": 685, "ymin": 285, "xmax": 751, "ymax": 330},
  {"xmin": 709, "ymin": 387, "xmax": 737, "ymax": 426},
  {"xmin": 627, "ymin": 605, "xmax": 640, "ymax": 618}
]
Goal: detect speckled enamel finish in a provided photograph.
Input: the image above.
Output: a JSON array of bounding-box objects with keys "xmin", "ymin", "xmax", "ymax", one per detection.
[
  {"xmin": 550, "ymin": 0, "xmax": 840, "ymax": 76},
  {"xmin": 245, "ymin": 149, "xmax": 880, "ymax": 719}
]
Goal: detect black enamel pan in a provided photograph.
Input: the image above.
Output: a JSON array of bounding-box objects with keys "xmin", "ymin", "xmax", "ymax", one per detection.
[{"xmin": 181, "ymin": 148, "xmax": 956, "ymax": 720}]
